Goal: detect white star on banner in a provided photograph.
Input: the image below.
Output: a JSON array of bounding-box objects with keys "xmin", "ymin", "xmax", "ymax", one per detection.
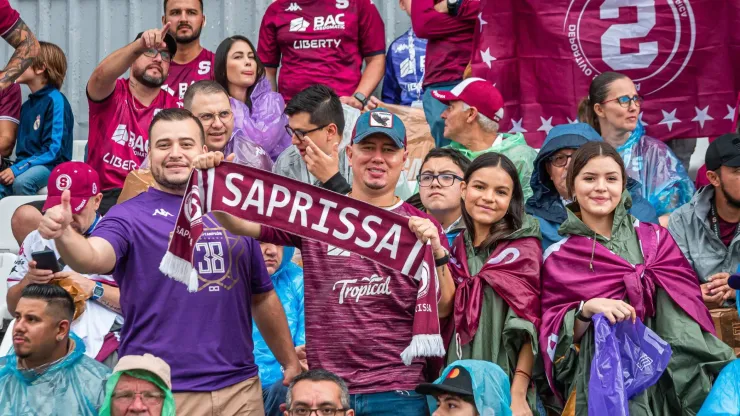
[
  {"xmin": 537, "ymin": 116, "xmax": 554, "ymax": 134},
  {"xmin": 509, "ymin": 118, "xmax": 527, "ymax": 134},
  {"xmin": 659, "ymin": 109, "xmax": 681, "ymax": 131},
  {"xmin": 691, "ymin": 106, "xmax": 714, "ymax": 129},
  {"xmin": 638, "ymin": 112, "xmax": 648, "ymax": 126},
  {"xmin": 724, "ymin": 104, "xmax": 737, "ymax": 121},
  {"xmin": 480, "ymin": 48, "xmax": 496, "ymax": 69},
  {"xmin": 566, "ymin": 117, "xmax": 579, "ymax": 124},
  {"xmin": 478, "ymin": 13, "xmax": 487, "ymax": 32}
]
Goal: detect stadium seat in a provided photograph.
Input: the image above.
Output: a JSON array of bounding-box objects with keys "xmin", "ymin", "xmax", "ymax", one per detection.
[
  {"xmin": 0, "ymin": 195, "xmax": 47, "ymax": 254},
  {"xmin": 0, "ymin": 252, "xmax": 16, "ymax": 326},
  {"xmin": 73, "ymin": 140, "xmax": 87, "ymax": 162}
]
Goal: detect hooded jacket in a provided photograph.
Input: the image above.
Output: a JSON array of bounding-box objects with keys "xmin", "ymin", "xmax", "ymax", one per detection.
[
  {"xmin": 525, "ymin": 123, "xmax": 658, "ymax": 249},
  {"xmin": 252, "ymin": 246, "xmax": 305, "ymax": 388},
  {"xmin": 668, "ymin": 186, "xmax": 740, "ymax": 283}
]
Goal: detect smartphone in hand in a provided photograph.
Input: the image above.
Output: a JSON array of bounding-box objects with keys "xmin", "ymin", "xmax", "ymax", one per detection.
[{"xmin": 31, "ymin": 250, "xmax": 62, "ymax": 273}]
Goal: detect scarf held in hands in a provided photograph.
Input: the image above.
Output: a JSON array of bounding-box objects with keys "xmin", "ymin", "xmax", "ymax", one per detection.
[{"xmin": 160, "ymin": 162, "xmax": 444, "ymax": 365}]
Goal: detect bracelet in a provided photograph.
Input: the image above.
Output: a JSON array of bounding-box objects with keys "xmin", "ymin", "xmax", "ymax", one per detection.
[
  {"xmin": 514, "ymin": 369, "xmax": 531, "ymax": 381},
  {"xmin": 576, "ymin": 310, "xmax": 592, "ymax": 323}
]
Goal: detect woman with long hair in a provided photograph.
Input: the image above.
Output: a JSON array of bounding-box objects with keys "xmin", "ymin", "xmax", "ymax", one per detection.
[
  {"xmin": 447, "ymin": 152, "xmax": 543, "ymax": 416},
  {"xmin": 577, "ymin": 72, "xmax": 693, "ymax": 224},
  {"xmin": 539, "ymin": 142, "xmax": 733, "ymax": 415},
  {"xmin": 214, "ymin": 35, "xmax": 291, "ymax": 160}
]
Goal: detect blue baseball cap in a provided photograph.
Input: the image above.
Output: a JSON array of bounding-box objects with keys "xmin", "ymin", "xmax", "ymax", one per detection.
[{"xmin": 352, "ymin": 108, "xmax": 406, "ymax": 148}]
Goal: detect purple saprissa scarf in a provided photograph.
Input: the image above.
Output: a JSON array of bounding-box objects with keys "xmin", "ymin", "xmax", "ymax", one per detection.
[{"xmin": 160, "ymin": 162, "xmax": 444, "ymax": 365}]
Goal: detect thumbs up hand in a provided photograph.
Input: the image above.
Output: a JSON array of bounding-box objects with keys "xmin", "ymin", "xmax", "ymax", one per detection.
[{"xmin": 38, "ymin": 190, "xmax": 74, "ymax": 239}]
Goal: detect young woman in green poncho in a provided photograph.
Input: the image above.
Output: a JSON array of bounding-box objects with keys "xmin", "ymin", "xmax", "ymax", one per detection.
[{"xmin": 447, "ymin": 153, "xmax": 544, "ymax": 416}]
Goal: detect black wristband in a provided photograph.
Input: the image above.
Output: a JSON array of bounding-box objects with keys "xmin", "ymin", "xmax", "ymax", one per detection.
[
  {"xmin": 435, "ymin": 253, "xmax": 450, "ymax": 267},
  {"xmin": 576, "ymin": 310, "xmax": 591, "ymax": 323}
]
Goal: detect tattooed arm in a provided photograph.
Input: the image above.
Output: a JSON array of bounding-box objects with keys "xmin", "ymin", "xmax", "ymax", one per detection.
[{"xmin": 0, "ymin": 18, "xmax": 39, "ymax": 90}]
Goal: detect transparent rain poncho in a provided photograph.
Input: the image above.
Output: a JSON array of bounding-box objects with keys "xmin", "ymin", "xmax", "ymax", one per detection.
[
  {"xmin": 617, "ymin": 122, "xmax": 695, "ymax": 216},
  {"xmin": 0, "ymin": 333, "xmax": 109, "ymax": 415}
]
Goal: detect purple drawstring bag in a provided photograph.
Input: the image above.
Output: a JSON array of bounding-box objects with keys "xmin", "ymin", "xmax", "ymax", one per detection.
[{"xmin": 588, "ymin": 313, "xmax": 672, "ymax": 415}]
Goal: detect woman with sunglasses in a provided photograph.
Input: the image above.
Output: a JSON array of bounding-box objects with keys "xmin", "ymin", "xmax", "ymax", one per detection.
[
  {"xmin": 214, "ymin": 35, "xmax": 291, "ymax": 161},
  {"xmin": 578, "ymin": 72, "xmax": 694, "ymax": 225},
  {"xmin": 447, "ymin": 153, "xmax": 544, "ymax": 416}
]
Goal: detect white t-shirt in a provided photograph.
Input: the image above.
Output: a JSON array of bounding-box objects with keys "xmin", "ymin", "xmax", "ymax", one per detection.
[{"xmin": 8, "ymin": 230, "xmax": 122, "ymax": 358}]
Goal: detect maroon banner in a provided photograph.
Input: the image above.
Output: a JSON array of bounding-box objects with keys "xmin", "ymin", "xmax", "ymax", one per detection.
[{"xmin": 471, "ymin": 0, "xmax": 740, "ymax": 147}]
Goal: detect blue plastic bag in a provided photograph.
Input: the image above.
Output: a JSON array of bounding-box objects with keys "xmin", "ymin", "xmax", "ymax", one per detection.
[
  {"xmin": 698, "ymin": 359, "xmax": 740, "ymax": 416},
  {"xmin": 588, "ymin": 314, "xmax": 673, "ymax": 415}
]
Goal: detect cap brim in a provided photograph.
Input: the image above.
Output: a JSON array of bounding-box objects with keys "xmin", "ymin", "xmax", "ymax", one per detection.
[
  {"xmin": 415, "ymin": 382, "xmax": 474, "ymax": 397},
  {"xmin": 430, "ymin": 90, "xmax": 459, "ymax": 104},
  {"xmin": 724, "ymin": 155, "xmax": 740, "ymax": 168},
  {"xmin": 43, "ymin": 196, "xmax": 89, "ymax": 214},
  {"xmin": 353, "ymin": 129, "xmax": 405, "ymax": 148}
]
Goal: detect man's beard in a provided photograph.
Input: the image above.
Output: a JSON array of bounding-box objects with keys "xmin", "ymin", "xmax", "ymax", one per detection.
[
  {"xmin": 720, "ymin": 180, "xmax": 740, "ymax": 209},
  {"xmin": 133, "ymin": 66, "xmax": 165, "ymax": 88},
  {"xmin": 175, "ymin": 24, "xmax": 203, "ymax": 44},
  {"xmin": 152, "ymin": 165, "xmax": 189, "ymax": 193}
]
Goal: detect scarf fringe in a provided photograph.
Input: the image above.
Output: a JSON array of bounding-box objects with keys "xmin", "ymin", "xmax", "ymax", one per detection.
[
  {"xmin": 400, "ymin": 334, "xmax": 445, "ymax": 366},
  {"xmin": 159, "ymin": 252, "xmax": 200, "ymax": 293}
]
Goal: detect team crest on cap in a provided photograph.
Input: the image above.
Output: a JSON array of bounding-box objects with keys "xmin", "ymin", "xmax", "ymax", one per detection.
[
  {"xmin": 92, "ymin": 182, "xmax": 97, "ymax": 194},
  {"xmin": 369, "ymin": 111, "xmax": 393, "ymax": 128},
  {"xmin": 56, "ymin": 174, "xmax": 72, "ymax": 191},
  {"xmin": 447, "ymin": 368, "xmax": 461, "ymax": 379}
]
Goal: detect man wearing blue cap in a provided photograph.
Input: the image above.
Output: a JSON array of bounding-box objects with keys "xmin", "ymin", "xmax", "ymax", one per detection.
[
  {"xmin": 525, "ymin": 123, "xmax": 659, "ymax": 249},
  {"xmin": 193, "ymin": 107, "xmax": 456, "ymax": 415}
]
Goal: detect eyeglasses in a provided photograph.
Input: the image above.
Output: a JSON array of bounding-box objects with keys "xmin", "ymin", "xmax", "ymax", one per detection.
[
  {"xmin": 112, "ymin": 391, "xmax": 165, "ymax": 406},
  {"xmin": 601, "ymin": 94, "xmax": 643, "ymax": 108},
  {"xmin": 285, "ymin": 124, "xmax": 328, "ymax": 141},
  {"xmin": 142, "ymin": 48, "xmax": 172, "ymax": 62},
  {"xmin": 548, "ymin": 153, "xmax": 573, "ymax": 168},
  {"xmin": 197, "ymin": 110, "xmax": 234, "ymax": 124},
  {"xmin": 418, "ymin": 173, "xmax": 464, "ymax": 187},
  {"xmin": 288, "ymin": 408, "xmax": 348, "ymax": 416}
]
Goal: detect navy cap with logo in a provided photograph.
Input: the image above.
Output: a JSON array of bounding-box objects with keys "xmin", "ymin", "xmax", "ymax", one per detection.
[
  {"xmin": 352, "ymin": 108, "xmax": 406, "ymax": 149},
  {"xmin": 415, "ymin": 366, "xmax": 474, "ymax": 397},
  {"xmin": 706, "ymin": 133, "xmax": 740, "ymax": 171}
]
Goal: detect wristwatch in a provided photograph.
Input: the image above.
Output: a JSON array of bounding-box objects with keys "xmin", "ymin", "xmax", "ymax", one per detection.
[
  {"xmin": 447, "ymin": 0, "xmax": 460, "ymax": 16},
  {"xmin": 575, "ymin": 300, "xmax": 591, "ymax": 323},
  {"xmin": 352, "ymin": 92, "xmax": 368, "ymax": 107},
  {"xmin": 434, "ymin": 248, "xmax": 450, "ymax": 267},
  {"xmin": 91, "ymin": 281, "xmax": 104, "ymax": 301}
]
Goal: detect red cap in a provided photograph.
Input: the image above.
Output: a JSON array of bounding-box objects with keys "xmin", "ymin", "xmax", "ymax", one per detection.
[
  {"xmin": 431, "ymin": 78, "xmax": 504, "ymax": 122},
  {"xmin": 43, "ymin": 161, "xmax": 101, "ymax": 214}
]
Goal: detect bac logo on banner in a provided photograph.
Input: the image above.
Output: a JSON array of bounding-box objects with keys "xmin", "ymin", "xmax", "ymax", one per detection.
[{"xmin": 564, "ymin": 0, "xmax": 695, "ymax": 95}]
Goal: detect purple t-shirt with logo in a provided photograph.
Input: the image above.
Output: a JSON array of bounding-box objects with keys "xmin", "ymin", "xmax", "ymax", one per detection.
[{"xmin": 92, "ymin": 187, "xmax": 273, "ymax": 392}]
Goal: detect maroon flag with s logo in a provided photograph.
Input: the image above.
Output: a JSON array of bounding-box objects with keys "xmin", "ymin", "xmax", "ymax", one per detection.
[{"xmin": 471, "ymin": 0, "xmax": 740, "ymax": 147}]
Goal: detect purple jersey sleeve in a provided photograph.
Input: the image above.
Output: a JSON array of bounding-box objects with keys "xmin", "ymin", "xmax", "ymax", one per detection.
[
  {"xmin": 0, "ymin": 83, "xmax": 21, "ymax": 123},
  {"xmin": 248, "ymin": 238, "xmax": 274, "ymax": 294},
  {"xmin": 90, "ymin": 205, "xmax": 132, "ymax": 277},
  {"xmin": 259, "ymin": 225, "xmax": 303, "ymax": 249},
  {"xmin": 358, "ymin": 0, "xmax": 386, "ymax": 57},
  {"xmin": 257, "ymin": 5, "xmax": 280, "ymax": 67},
  {"xmin": 0, "ymin": 0, "xmax": 20, "ymax": 37}
]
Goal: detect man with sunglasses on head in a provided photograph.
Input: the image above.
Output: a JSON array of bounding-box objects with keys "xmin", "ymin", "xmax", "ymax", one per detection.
[
  {"xmin": 525, "ymin": 123, "xmax": 658, "ymax": 249},
  {"xmin": 86, "ymin": 24, "xmax": 180, "ymax": 214},
  {"xmin": 434, "ymin": 78, "xmax": 537, "ymax": 201},
  {"xmin": 274, "ymin": 84, "xmax": 413, "ymax": 199}
]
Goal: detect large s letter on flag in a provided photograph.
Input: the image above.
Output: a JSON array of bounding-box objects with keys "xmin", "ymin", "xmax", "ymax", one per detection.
[{"xmin": 470, "ymin": 0, "xmax": 740, "ymax": 147}]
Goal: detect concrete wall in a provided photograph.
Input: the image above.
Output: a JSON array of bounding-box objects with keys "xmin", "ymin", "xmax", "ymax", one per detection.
[{"xmin": 2, "ymin": 0, "xmax": 412, "ymax": 143}]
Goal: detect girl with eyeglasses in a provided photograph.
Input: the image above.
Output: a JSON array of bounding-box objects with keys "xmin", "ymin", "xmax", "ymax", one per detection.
[
  {"xmin": 578, "ymin": 72, "xmax": 694, "ymax": 225},
  {"xmin": 214, "ymin": 36, "xmax": 291, "ymax": 161},
  {"xmin": 446, "ymin": 152, "xmax": 545, "ymax": 416}
]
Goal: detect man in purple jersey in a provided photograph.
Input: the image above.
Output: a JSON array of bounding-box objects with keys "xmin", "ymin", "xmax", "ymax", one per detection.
[
  {"xmin": 162, "ymin": 0, "xmax": 215, "ymax": 102},
  {"xmin": 195, "ymin": 109, "xmax": 457, "ymax": 416},
  {"xmin": 37, "ymin": 108, "xmax": 301, "ymax": 415}
]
